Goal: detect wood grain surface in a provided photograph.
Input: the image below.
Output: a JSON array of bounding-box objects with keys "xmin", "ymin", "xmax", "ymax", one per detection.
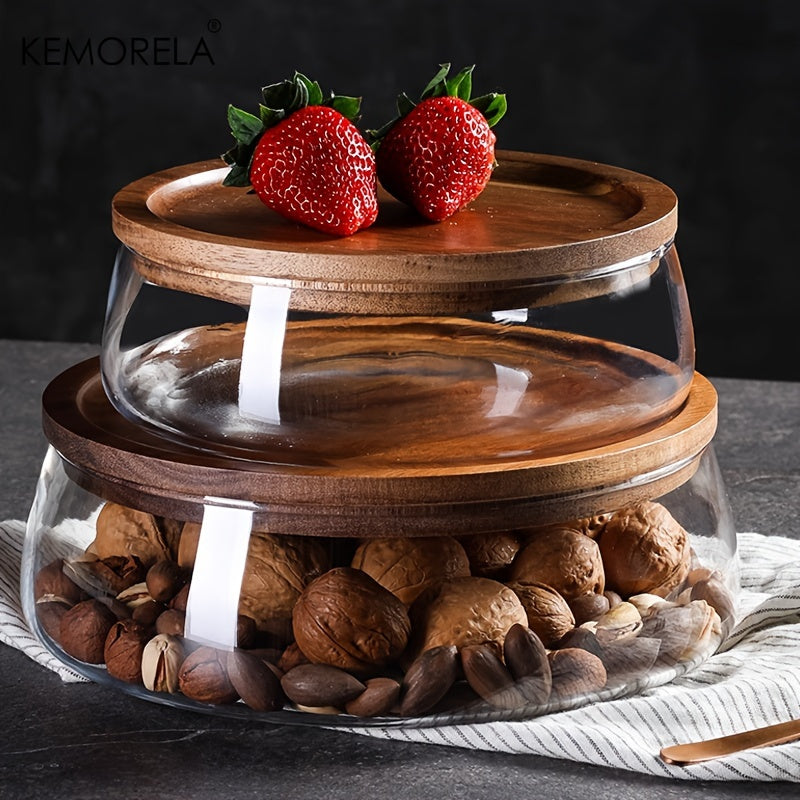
[{"xmin": 111, "ymin": 151, "xmax": 678, "ymax": 314}]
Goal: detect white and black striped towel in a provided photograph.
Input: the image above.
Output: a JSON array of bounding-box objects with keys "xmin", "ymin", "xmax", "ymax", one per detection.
[{"xmin": 2, "ymin": 519, "xmax": 800, "ymax": 781}]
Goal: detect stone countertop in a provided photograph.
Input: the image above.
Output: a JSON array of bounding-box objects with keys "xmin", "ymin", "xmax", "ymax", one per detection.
[{"xmin": 1, "ymin": 339, "xmax": 798, "ymax": 799}]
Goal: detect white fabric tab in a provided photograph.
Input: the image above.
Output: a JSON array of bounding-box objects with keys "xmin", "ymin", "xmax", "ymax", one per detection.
[
  {"xmin": 184, "ymin": 505, "xmax": 253, "ymax": 650},
  {"xmin": 238, "ymin": 283, "xmax": 292, "ymax": 424}
]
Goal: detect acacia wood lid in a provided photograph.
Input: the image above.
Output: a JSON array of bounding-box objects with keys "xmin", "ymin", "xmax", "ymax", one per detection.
[
  {"xmin": 111, "ymin": 151, "xmax": 678, "ymax": 314},
  {"xmin": 42, "ymin": 359, "xmax": 716, "ymax": 536}
]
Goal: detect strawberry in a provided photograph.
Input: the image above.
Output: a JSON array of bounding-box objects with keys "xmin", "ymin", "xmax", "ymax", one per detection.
[
  {"xmin": 222, "ymin": 72, "xmax": 378, "ymax": 236},
  {"xmin": 368, "ymin": 64, "xmax": 507, "ymax": 222}
]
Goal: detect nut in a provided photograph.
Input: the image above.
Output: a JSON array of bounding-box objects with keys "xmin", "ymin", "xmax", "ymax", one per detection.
[
  {"xmin": 399, "ymin": 645, "xmax": 460, "ymax": 717},
  {"xmin": 63, "ymin": 554, "xmax": 146, "ymax": 598},
  {"xmin": 178, "ymin": 646, "xmax": 238, "ymax": 704},
  {"xmin": 600, "ymin": 637, "xmax": 661, "ymax": 686},
  {"xmin": 292, "ymin": 567, "xmax": 410, "ymax": 672},
  {"xmin": 116, "ymin": 582, "xmax": 153, "ymax": 609},
  {"xmin": 170, "ymin": 583, "xmax": 191, "ymax": 612},
  {"xmin": 553, "ymin": 626, "xmax": 604, "ymax": 659},
  {"xmin": 34, "ymin": 559, "xmax": 85, "ymax": 604},
  {"xmin": 131, "ymin": 599, "xmax": 167, "ymax": 627},
  {"xmin": 345, "ymin": 677, "xmax": 402, "ymax": 718},
  {"xmin": 226, "ymin": 650, "xmax": 284, "ymax": 712},
  {"xmin": 104, "ymin": 619, "xmax": 149, "ymax": 683},
  {"xmin": 407, "ymin": 576, "xmax": 527, "ymax": 661},
  {"xmin": 599, "ymin": 501, "xmax": 690, "ymax": 598},
  {"xmin": 461, "ymin": 643, "xmax": 526, "ymax": 709},
  {"xmin": 531, "ymin": 512, "xmax": 614, "ymax": 540},
  {"xmin": 503, "ymin": 623, "xmax": 551, "ymax": 705},
  {"xmin": 510, "ymin": 529, "xmax": 605, "ymax": 600},
  {"xmin": 238, "ymin": 532, "xmax": 330, "ymax": 639},
  {"xmin": 280, "ymin": 663, "xmax": 365, "ymax": 708},
  {"xmin": 458, "ymin": 532, "xmax": 521, "ymax": 579},
  {"xmin": 145, "ymin": 560, "xmax": 187, "ymax": 603},
  {"xmin": 59, "ymin": 599, "xmax": 118, "ymax": 664},
  {"xmin": 141, "ymin": 633, "xmax": 185, "ymax": 692},
  {"xmin": 506, "ymin": 581, "xmax": 575, "ymax": 648},
  {"xmin": 568, "ymin": 593, "xmax": 611, "ymax": 626},
  {"xmin": 594, "ymin": 602, "xmax": 643, "ymax": 646},
  {"xmin": 88, "ymin": 503, "xmax": 181, "ymax": 567},
  {"xmin": 278, "ymin": 642, "xmax": 310, "ymax": 673},
  {"xmin": 35, "ymin": 597, "xmax": 72, "ymax": 642},
  {"xmin": 548, "ymin": 647, "xmax": 607, "ymax": 700},
  {"xmin": 351, "ymin": 536, "xmax": 470, "ymax": 605},
  {"xmin": 155, "ymin": 608, "xmax": 185, "ymax": 637},
  {"xmin": 690, "ymin": 577, "xmax": 735, "ymax": 628}
]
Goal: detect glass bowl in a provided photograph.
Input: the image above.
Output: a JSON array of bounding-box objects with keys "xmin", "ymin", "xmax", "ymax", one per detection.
[
  {"xmin": 22, "ymin": 361, "xmax": 737, "ymax": 727},
  {"xmin": 102, "ymin": 151, "xmax": 694, "ymax": 466}
]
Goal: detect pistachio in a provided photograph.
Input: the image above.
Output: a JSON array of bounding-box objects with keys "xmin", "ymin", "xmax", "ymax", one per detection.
[
  {"xmin": 281, "ymin": 663, "xmax": 365, "ymax": 708},
  {"xmin": 461, "ymin": 643, "xmax": 527, "ymax": 710},
  {"xmin": 627, "ymin": 593, "xmax": 672, "ymax": 617},
  {"xmin": 142, "ymin": 633, "xmax": 185, "ymax": 693},
  {"xmin": 116, "ymin": 582, "xmax": 153, "ymax": 609},
  {"xmin": 594, "ymin": 602, "xmax": 643, "ymax": 646},
  {"xmin": 399, "ymin": 645, "xmax": 460, "ymax": 717}
]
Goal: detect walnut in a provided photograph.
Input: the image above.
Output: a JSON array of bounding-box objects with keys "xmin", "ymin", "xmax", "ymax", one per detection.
[
  {"xmin": 351, "ymin": 536, "xmax": 470, "ymax": 605},
  {"xmin": 506, "ymin": 581, "xmax": 575, "ymax": 647},
  {"xmin": 407, "ymin": 576, "xmax": 527, "ymax": 661},
  {"xmin": 88, "ymin": 503, "xmax": 181, "ymax": 567},
  {"xmin": 238, "ymin": 532, "xmax": 329, "ymax": 639},
  {"xmin": 598, "ymin": 501, "xmax": 690, "ymax": 598},
  {"xmin": 529, "ymin": 513, "xmax": 614, "ymax": 540},
  {"xmin": 509, "ymin": 529, "xmax": 605, "ymax": 600},
  {"xmin": 292, "ymin": 567, "xmax": 410, "ymax": 672},
  {"xmin": 459, "ymin": 531, "xmax": 521, "ymax": 578}
]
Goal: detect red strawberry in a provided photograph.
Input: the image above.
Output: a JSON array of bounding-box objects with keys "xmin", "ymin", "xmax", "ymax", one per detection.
[
  {"xmin": 369, "ymin": 64, "xmax": 507, "ymax": 222},
  {"xmin": 222, "ymin": 73, "xmax": 378, "ymax": 236}
]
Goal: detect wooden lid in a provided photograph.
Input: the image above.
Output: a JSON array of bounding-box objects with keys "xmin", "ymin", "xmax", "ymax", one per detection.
[
  {"xmin": 111, "ymin": 151, "xmax": 678, "ymax": 314},
  {"xmin": 42, "ymin": 359, "xmax": 716, "ymax": 536}
]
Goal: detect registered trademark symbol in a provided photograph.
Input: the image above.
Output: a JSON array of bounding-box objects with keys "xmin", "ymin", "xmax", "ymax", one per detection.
[{"xmin": 207, "ymin": 18, "xmax": 222, "ymax": 33}]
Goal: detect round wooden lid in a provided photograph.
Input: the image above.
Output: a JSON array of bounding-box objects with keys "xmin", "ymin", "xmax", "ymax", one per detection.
[
  {"xmin": 42, "ymin": 359, "xmax": 716, "ymax": 536},
  {"xmin": 111, "ymin": 151, "xmax": 678, "ymax": 314}
]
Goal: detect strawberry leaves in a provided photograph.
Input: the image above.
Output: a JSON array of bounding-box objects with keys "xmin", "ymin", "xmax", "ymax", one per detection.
[{"xmin": 222, "ymin": 72, "xmax": 363, "ymax": 188}]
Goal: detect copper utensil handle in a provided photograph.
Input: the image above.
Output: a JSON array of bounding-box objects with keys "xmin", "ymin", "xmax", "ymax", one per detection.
[{"xmin": 660, "ymin": 718, "xmax": 800, "ymax": 765}]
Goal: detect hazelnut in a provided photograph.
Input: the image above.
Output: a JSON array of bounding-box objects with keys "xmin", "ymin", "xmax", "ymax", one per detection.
[
  {"xmin": 459, "ymin": 531, "xmax": 521, "ymax": 579},
  {"xmin": 155, "ymin": 608, "xmax": 185, "ymax": 637},
  {"xmin": 170, "ymin": 583, "xmax": 190, "ymax": 612},
  {"xmin": 510, "ymin": 529, "xmax": 605, "ymax": 600},
  {"xmin": 34, "ymin": 559, "xmax": 85, "ymax": 604},
  {"xmin": 407, "ymin": 576, "xmax": 527, "ymax": 661},
  {"xmin": 238, "ymin": 532, "xmax": 330, "ymax": 639},
  {"xmin": 351, "ymin": 536, "xmax": 470, "ymax": 605},
  {"xmin": 145, "ymin": 560, "xmax": 187, "ymax": 603},
  {"xmin": 104, "ymin": 619, "xmax": 149, "ymax": 683},
  {"xmin": 506, "ymin": 581, "xmax": 575, "ymax": 648},
  {"xmin": 35, "ymin": 597, "xmax": 72, "ymax": 642},
  {"xmin": 142, "ymin": 633, "xmax": 185, "ymax": 692},
  {"xmin": 293, "ymin": 568, "xmax": 410, "ymax": 672},
  {"xmin": 88, "ymin": 503, "xmax": 181, "ymax": 567},
  {"xmin": 599, "ymin": 501, "xmax": 690, "ymax": 598},
  {"xmin": 178, "ymin": 646, "xmax": 238, "ymax": 704},
  {"xmin": 548, "ymin": 647, "xmax": 607, "ymax": 699},
  {"xmin": 59, "ymin": 599, "xmax": 117, "ymax": 664}
]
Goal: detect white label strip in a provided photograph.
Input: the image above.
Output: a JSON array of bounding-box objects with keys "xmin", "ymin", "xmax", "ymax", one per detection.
[
  {"xmin": 184, "ymin": 505, "xmax": 253, "ymax": 650},
  {"xmin": 238, "ymin": 283, "xmax": 292, "ymax": 424},
  {"xmin": 487, "ymin": 363, "xmax": 531, "ymax": 418}
]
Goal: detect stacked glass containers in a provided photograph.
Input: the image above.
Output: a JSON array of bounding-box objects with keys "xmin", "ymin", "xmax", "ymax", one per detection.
[{"xmin": 22, "ymin": 151, "xmax": 737, "ymax": 726}]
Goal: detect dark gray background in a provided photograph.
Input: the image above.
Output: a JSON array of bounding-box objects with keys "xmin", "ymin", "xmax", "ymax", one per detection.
[{"xmin": 2, "ymin": 0, "xmax": 798, "ymax": 380}]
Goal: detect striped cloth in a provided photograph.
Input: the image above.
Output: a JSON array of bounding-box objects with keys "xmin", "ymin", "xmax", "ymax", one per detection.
[{"xmin": 2, "ymin": 520, "xmax": 800, "ymax": 780}]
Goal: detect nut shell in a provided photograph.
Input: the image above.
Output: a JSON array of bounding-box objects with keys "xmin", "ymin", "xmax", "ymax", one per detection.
[
  {"xmin": 548, "ymin": 647, "xmax": 607, "ymax": 700},
  {"xmin": 292, "ymin": 567, "xmax": 410, "ymax": 672},
  {"xmin": 88, "ymin": 503, "xmax": 180, "ymax": 567},
  {"xmin": 459, "ymin": 532, "xmax": 521, "ymax": 579},
  {"xmin": 510, "ymin": 529, "xmax": 605, "ymax": 600},
  {"xmin": 599, "ymin": 502, "xmax": 690, "ymax": 598},
  {"xmin": 178, "ymin": 646, "xmax": 238, "ymax": 704},
  {"xmin": 104, "ymin": 619, "xmax": 149, "ymax": 684},
  {"xmin": 142, "ymin": 633, "xmax": 185, "ymax": 692},
  {"xmin": 238, "ymin": 532, "xmax": 330, "ymax": 638},
  {"xmin": 351, "ymin": 536, "xmax": 469, "ymax": 605},
  {"xmin": 59, "ymin": 599, "xmax": 118, "ymax": 664},
  {"xmin": 34, "ymin": 559, "xmax": 85, "ymax": 604},
  {"xmin": 506, "ymin": 581, "xmax": 575, "ymax": 648},
  {"xmin": 407, "ymin": 576, "xmax": 527, "ymax": 660}
]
